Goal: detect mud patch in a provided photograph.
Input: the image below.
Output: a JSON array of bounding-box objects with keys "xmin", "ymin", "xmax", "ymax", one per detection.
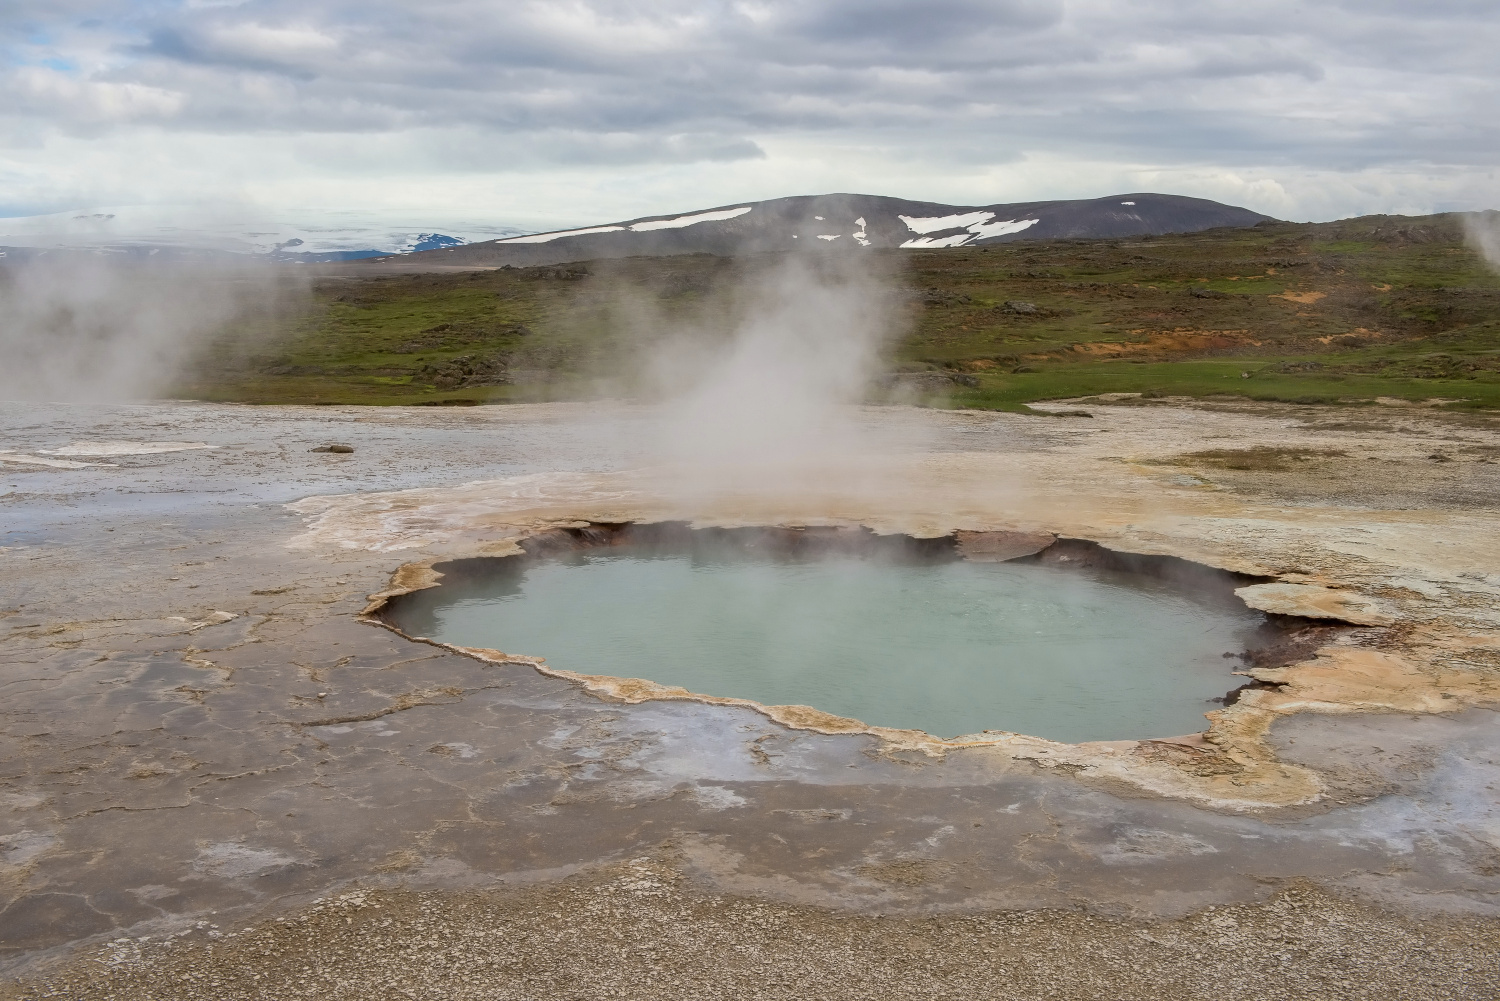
[
  {"xmin": 1165, "ymin": 447, "xmax": 1349, "ymax": 472},
  {"xmin": 858, "ymin": 857, "xmax": 956, "ymax": 886}
]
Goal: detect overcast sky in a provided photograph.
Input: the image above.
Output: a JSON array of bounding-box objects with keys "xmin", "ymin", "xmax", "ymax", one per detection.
[{"xmin": 3, "ymin": 0, "xmax": 1498, "ymax": 231}]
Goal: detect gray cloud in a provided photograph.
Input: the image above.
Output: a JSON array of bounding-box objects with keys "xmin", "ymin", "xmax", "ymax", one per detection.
[{"xmin": 0, "ymin": 0, "xmax": 1496, "ymax": 221}]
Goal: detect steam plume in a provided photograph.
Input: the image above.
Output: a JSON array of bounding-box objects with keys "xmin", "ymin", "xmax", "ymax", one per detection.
[
  {"xmin": 0, "ymin": 252, "xmax": 287, "ymax": 402},
  {"xmin": 1463, "ymin": 210, "xmax": 1500, "ymax": 271},
  {"xmin": 642, "ymin": 250, "xmax": 917, "ymax": 501}
]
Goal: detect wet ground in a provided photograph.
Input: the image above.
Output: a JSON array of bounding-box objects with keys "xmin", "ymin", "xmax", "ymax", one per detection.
[{"xmin": 3, "ymin": 399, "xmax": 1499, "ymax": 997}]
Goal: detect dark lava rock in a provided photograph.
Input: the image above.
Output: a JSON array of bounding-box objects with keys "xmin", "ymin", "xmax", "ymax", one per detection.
[
  {"xmin": 418, "ymin": 354, "xmax": 511, "ymax": 390},
  {"xmin": 526, "ymin": 265, "xmax": 591, "ymax": 281},
  {"xmin": 879, "ymin": 371, "xmax": 978, "ymax": 394},
  {"xmin": 310, "ymin": 443, "xmax": 355, "ymax": 453},
  {"xmin": 914, "ymin": 287, "xmax": 973, "ymax": 306},
  {"xmin": 1000, "ymin": 300, "xmax": 1038, "ymax": 314}
]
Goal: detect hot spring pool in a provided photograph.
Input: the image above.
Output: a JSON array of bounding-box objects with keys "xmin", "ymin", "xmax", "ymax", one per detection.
[{"xmin": 388, "ymin": 536, "xmax": 1265, "ymax": 743}]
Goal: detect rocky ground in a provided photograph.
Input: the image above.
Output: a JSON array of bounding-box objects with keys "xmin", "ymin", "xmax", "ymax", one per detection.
[
  {"xmin": 10, "ymin": 869, "xmax": 1500, "ymax": 1001},
  {"xmin": 3, "ymin": 397, "xmax": 1499, "ymax": 998}
]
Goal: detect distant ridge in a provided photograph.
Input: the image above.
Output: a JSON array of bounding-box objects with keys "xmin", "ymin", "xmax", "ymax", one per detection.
[{"xmin": 361, "ymin": 192, "xmax": 1273, "ymax": 270}]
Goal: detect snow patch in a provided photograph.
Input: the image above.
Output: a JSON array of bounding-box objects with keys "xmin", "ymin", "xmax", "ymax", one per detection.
[
  {"xmin": 1121, "ymin": 201, "xmax": 1136, "ymax": 206},
  {"xmin": 898, "ymin": 213, "xmax": 1040, "ymax": 248},
  {"xmin": 497, "ymin": 225, "xmax": 625, "ymax": 245},
  {"xmin": 853, "ymin": 217, "xmax": 870, "ymax": 247},
  {"xmin": 900, "ymin": 233, "xmax": 976, "ymax": 249},
  {"xmin": 817, "ymin": 234, "xmax": 840, "ymax": 241},
  {"xmin": 968, "ymin": 217, "xmax": 1040, "ymax": 239},
  {"xmin": 474, "ymin": 203, "xmax": 753, "ymax": 244},
  {"xmin": 628, "ymin": 206, "xmax": 752, "ymax": 231},
  {"xmin": 899, "ymin": 211, "xmax": 995, "ymax": 235},
  {"xmin": 405, "ymin": 233, "xmax": 466, "ymax": 252}
]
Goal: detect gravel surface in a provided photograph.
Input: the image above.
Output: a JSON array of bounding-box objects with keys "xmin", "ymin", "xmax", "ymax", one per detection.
[{"xmin": 9, "ymin": 858, "xmax": 1500, "ymax": 1001}]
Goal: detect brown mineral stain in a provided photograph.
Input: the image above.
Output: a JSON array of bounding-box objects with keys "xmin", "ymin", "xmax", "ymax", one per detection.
[
  {"xmin": 1234, "ymin": 582, "xmax": 1394, "ymax": 626},
  {"xmin": 1242, "ymin": 647, "xmax": 1498, "ymax": 715},
  {"xmin": 361, "ymin": 559, "xmax": 445, "ymax": 615}
]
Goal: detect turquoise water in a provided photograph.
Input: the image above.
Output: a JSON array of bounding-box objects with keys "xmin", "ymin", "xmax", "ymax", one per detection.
[{"xmin": 390, "ymin": 549, "xmax": 1261, "ymax": 742}]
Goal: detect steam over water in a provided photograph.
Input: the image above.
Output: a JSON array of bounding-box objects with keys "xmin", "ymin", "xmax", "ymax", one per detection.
[{"xmin": 391, "ymin": 548, "xmax": 1262, "ymax": 743}]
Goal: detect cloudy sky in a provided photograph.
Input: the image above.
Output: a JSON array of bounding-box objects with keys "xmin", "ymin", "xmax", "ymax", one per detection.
[{"xmin": 3, "ymin": 0, "xmax": 1498, "ymax": 233}]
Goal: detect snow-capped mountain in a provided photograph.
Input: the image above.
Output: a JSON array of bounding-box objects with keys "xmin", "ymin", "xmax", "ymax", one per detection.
[
  {"xmin": 0, "ymin": 193, "xmax": 1271, "ymax": 269},
  {"xmin": 364, "ymin": 192, "xmax": 1272, "ymax": 269},
  {"xmin": 270, "ymin": 232, "xmax": 470, "ymax": 262}
]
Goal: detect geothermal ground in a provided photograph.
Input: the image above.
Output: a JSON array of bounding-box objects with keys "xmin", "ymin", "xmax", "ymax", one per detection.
[{"xmin": 3, "ymin": 397, "xmax": 1500, "ymax": 998}]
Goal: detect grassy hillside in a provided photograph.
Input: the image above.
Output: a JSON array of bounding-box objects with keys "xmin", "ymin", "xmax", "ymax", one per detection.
[{"xmin": 177, "ymin": 214, "xmax": 1500, "ymax": 410}]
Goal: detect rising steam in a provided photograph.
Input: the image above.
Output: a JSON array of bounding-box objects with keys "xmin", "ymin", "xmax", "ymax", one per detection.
[
  {"xmin": 1464, "ymin": 210, "xmax": 1500, "ymax": 271},
  {"xmin": 0, "ymin": 253, "xmax": 288, "ymax": 403},
  {"xmin": 642, "ymin": 251, "xmax": 912, "ymax": 497}
]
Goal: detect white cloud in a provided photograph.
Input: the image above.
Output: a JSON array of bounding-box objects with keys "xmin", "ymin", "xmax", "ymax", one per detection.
[
  {"xmin": 201, "ymin": 22, "xmax": 340, "ymax": 60},
  {"xmin": 13, "ymin": 68, "xmax": 185, "ymax": 122}
]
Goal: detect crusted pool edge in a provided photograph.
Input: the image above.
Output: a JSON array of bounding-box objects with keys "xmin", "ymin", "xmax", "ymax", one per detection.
[{"xmin": 346, "ymin": 519, "xmax": 1500, "ymax": 813}]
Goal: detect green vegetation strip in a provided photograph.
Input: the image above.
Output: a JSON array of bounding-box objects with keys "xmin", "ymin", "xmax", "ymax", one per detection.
[{"xmin": 176, "ymin": 212, "xmax": 1500, "ymax": 410}]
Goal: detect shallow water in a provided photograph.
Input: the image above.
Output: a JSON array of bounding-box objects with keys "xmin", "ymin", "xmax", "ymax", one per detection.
[{"xmin": 392, "ymin": 549, "xmax": 1263, "ymax": 742}]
